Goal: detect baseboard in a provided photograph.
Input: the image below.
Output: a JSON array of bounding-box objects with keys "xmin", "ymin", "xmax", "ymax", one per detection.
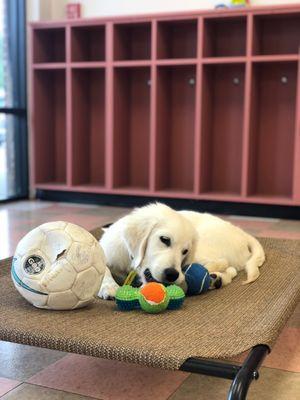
[{"xmin": 36, "ymin": 190, "xmax": 300, "ymax": 220}]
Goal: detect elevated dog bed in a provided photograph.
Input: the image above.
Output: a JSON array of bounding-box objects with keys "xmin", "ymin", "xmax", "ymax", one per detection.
[{"xmin": 0, "ymin": 228, "xmax": 299, "ymax": 400}]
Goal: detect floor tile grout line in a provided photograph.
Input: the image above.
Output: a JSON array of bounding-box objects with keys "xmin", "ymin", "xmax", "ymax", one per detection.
[
  {"xmin": 165, "ymin": 372, "xmax": 191, "ymax": 400},
  {"xmin": 22, "ymin": 381, "xmax": 103, "ymax": 400},
  {"xmin": 0, "ymin": 381, "xmax": 23, "ymax": 399},
  {"xmin": 24, "ymin": 353, "xmax": 70, "ymax": 383},
  {"xmin": 261, "ymin": 366, "xmax": 300, "ymax": 375}
]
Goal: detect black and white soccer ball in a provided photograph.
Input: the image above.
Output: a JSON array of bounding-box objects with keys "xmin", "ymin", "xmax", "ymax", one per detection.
[{"xmin": 11, "ymin": 221, "xmax": 106, "ymax": 310}]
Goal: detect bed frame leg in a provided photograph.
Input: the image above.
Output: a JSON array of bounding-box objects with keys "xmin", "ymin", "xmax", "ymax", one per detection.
[{"xmin": 227, "ymin": 345, "xmax": 269, "ymax": 400}]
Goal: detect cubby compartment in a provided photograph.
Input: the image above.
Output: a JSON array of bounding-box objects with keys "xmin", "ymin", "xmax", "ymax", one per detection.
[
  {"xmin": 156, "ymin": 65, "xmax": 196, "ymax": 192},
  {"xmin": 113, "ymin": 67, "xmax": 150, "ymax": 189},
  {"xmin": 33, "ymin": 69, "xmax": 66, "ymax": 184},
  {"xmin": 248, "ymin": 62, "xmax": 297, "ymax": 198},
  {"xmin": 71, "ymin": 68, "xmax": 105, "ymax": 186},
  {"xmin": 71, "ymin": 25, "xmax": 105, "ymax": 62},
  {"xmin": 253, "ymin": 14, "xmax": 300, "ymax": 55},
  {"xmin": 157, "ymin": 19, "xmax": 197, "ymax": 59},
  {"xmin": 203, "ymin": 17, "xmax": 246, "ymax": 57},
  {"xmin": 200, "ymin": 64, "xmax": 245, "ymax": 195},
  {"xmin": 114, "ymin": 22, "xmax": 151, "ymax": 60},
  {"xmin": 33, "ymin": 28, "xmax": 65, "ymax": 63}
]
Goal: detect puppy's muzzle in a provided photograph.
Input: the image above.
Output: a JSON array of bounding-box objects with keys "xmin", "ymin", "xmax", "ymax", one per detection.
[
  {"xmin": 164, "ymin": 268, "xmax": 179, "ymax": 283},
  {"xmin": 144, "ymin": 267, "xmax": 179, "ymax": 284}
]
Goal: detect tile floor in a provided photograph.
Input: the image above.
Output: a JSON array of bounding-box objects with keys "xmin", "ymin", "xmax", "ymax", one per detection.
[{"xmin": 0, "ymin": 200, "xmax": 299, "ymax": 399}]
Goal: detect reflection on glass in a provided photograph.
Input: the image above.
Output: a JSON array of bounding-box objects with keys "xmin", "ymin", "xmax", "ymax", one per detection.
[
  {"xmin": 0, "ymin": 0, "xmax": 13, "ymax": 108},
  {"xmin": 0, "ymin": 0, "xmax": 23, "ymax": 200},
  {"xmin": 0, "ymin": 114, "xmax": 17, "ymax": 199}
]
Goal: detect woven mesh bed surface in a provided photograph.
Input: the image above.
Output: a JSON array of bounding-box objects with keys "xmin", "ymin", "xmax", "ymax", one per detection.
[{"xmin": 0, "ymin": 228, "xmax": 299, "ymax": 370}]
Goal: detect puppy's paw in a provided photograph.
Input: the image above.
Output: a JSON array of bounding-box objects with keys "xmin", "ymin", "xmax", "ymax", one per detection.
[
  {"xmin": 209, "ymin": 267, "xmax": 237, "ymax": 289},
  {"xmin": 98, "ymin": 283, "xmax": 119, "ymax": 300},
  {"xmin": 209, "ymin": 273, "xmax": 222, "ymax": 290}
]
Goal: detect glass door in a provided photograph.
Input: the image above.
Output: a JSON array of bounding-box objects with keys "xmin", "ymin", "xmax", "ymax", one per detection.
[{"xmin": 0, "ymin": 0, "xmax": 27, "ymax": 201}]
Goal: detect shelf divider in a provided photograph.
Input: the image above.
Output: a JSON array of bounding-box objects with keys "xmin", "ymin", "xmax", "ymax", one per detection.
[
  {"xmin": 251, "ymin": 55, "xmax": 300, "ymax": 62},
  {"xmin": 112, "ymin": 60, "xmax": 151, "ymax": 67},
  {"xmin": 66, "ymin": 25, "xmax": 72, "ymax": 187},
  {"xmin": 293, "ymin": 60, "xmax": 300, "ymax": 201},
  {"xmin": 105, "ymin": 22, "xmax": 114, "ymax": 190},
  {"xmin": 156, "ymin": 58, "xmax": 197, "ymax": 66},
  {"xmin": 242, "ymin": 14, "xmax": 253, "ymax": 197},
  {"xmin": 194, "ymin": 16, "xmax": 203, "ymax": 194},
  {"xmin": 150, "ymin": 20, "xmax": 157, "ymax": 192},
  {"xmin": 202, "ymin": 56, "xmax": 247, "ymax": 64},
  {"xmin": 33, "ymin": 63, "xmax": 66, "ymax": 69},
  {"xmin": 71, "ymin": 61, "xmax": 106, "ymax": 68}
]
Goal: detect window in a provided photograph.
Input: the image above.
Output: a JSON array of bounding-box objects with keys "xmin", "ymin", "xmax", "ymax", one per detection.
[{"xmin": 0, "ymin": 0, "xmax": 27, "ymax": 201}]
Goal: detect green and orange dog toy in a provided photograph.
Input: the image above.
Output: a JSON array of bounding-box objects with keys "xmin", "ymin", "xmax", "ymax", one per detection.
[
  {"xmin": 116, "ymin": 281, "xmax": 185, "ymax": 313},
  {"xmin": 115, "ymin": 263, "xmax": 212, "ymax": 314}
]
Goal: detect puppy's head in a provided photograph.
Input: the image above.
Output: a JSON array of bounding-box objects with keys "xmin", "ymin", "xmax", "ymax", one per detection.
[{"xmin": 122, "ymin": 203, "xmax": 196, "ymax": 285}]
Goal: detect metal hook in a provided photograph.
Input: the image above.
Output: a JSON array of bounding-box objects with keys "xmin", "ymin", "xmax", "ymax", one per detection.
[
  {"xmin": 188, "ymin": 77, "xmax": 195, "ymax": 86},
  {"xmin": 281, "ymin": 76, "xmax": 288, "ymax": 84},
  {"xmin": 233, "ymin": 77, "xmax": 240, "ymax": 85}
]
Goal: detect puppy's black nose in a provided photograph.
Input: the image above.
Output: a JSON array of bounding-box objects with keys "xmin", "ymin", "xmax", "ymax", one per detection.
[{"xmin": 164, "ymin": 268, "xmax": 179, "ymax": 282}]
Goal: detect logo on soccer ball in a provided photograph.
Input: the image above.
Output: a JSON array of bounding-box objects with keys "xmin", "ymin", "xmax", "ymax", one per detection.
[{"xmin": 24, "ymin": 255, "xmax": 45, "ymax": 275}]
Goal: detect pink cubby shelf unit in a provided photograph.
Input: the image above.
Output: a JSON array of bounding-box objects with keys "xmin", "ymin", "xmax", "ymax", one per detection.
[{"xmin": 30, "ymin": 4, "xmax": 300, "ymax": 207}]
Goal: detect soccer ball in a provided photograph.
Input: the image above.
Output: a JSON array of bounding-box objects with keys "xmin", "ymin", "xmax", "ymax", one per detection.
[{"xmin": 11, "ymin": 221, "xmax": 106, "ymax": 310}]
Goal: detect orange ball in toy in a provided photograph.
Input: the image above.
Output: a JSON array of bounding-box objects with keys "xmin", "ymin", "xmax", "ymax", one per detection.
[{"xmin": 139, "ymin": 282, "xmax": 170, "ymax": 313}]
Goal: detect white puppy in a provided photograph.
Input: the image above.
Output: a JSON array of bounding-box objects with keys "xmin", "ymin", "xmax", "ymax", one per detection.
[{"xmin": 98, "ymin": 203, "xmax": 265, "ymax": 300}]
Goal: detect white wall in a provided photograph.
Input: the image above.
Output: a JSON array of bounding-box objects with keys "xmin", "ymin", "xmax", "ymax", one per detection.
[
  {"xmin": 28, "ymin": 0, "xmax": 300, "ymax": 20},
  {"xmin": 27, "ymin": 0, "xmax": 67, "ymax": 21},
  {"xmin": 75, "ymin": 0, "xmax": 300, "ymax": 18}
]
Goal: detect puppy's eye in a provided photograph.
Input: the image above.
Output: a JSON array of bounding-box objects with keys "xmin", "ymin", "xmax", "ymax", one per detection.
[
  {"xmin": 182, "ymin": 249, "xmax": 188, "ymax": 255},
  {"xmin": 160, "ymin": 236, "xmax": 171, "ymax": 247}
]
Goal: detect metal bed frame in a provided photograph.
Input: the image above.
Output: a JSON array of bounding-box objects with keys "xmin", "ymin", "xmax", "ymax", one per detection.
[{"xmin": 180, "ymin": 345, "xmax": 270, "ymax": 400}]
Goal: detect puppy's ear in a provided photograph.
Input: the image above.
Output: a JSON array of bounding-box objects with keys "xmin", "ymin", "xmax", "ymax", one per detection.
[{"xmin": 122, "ymin": 215, "xmax": 156, "ymax": 269}]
